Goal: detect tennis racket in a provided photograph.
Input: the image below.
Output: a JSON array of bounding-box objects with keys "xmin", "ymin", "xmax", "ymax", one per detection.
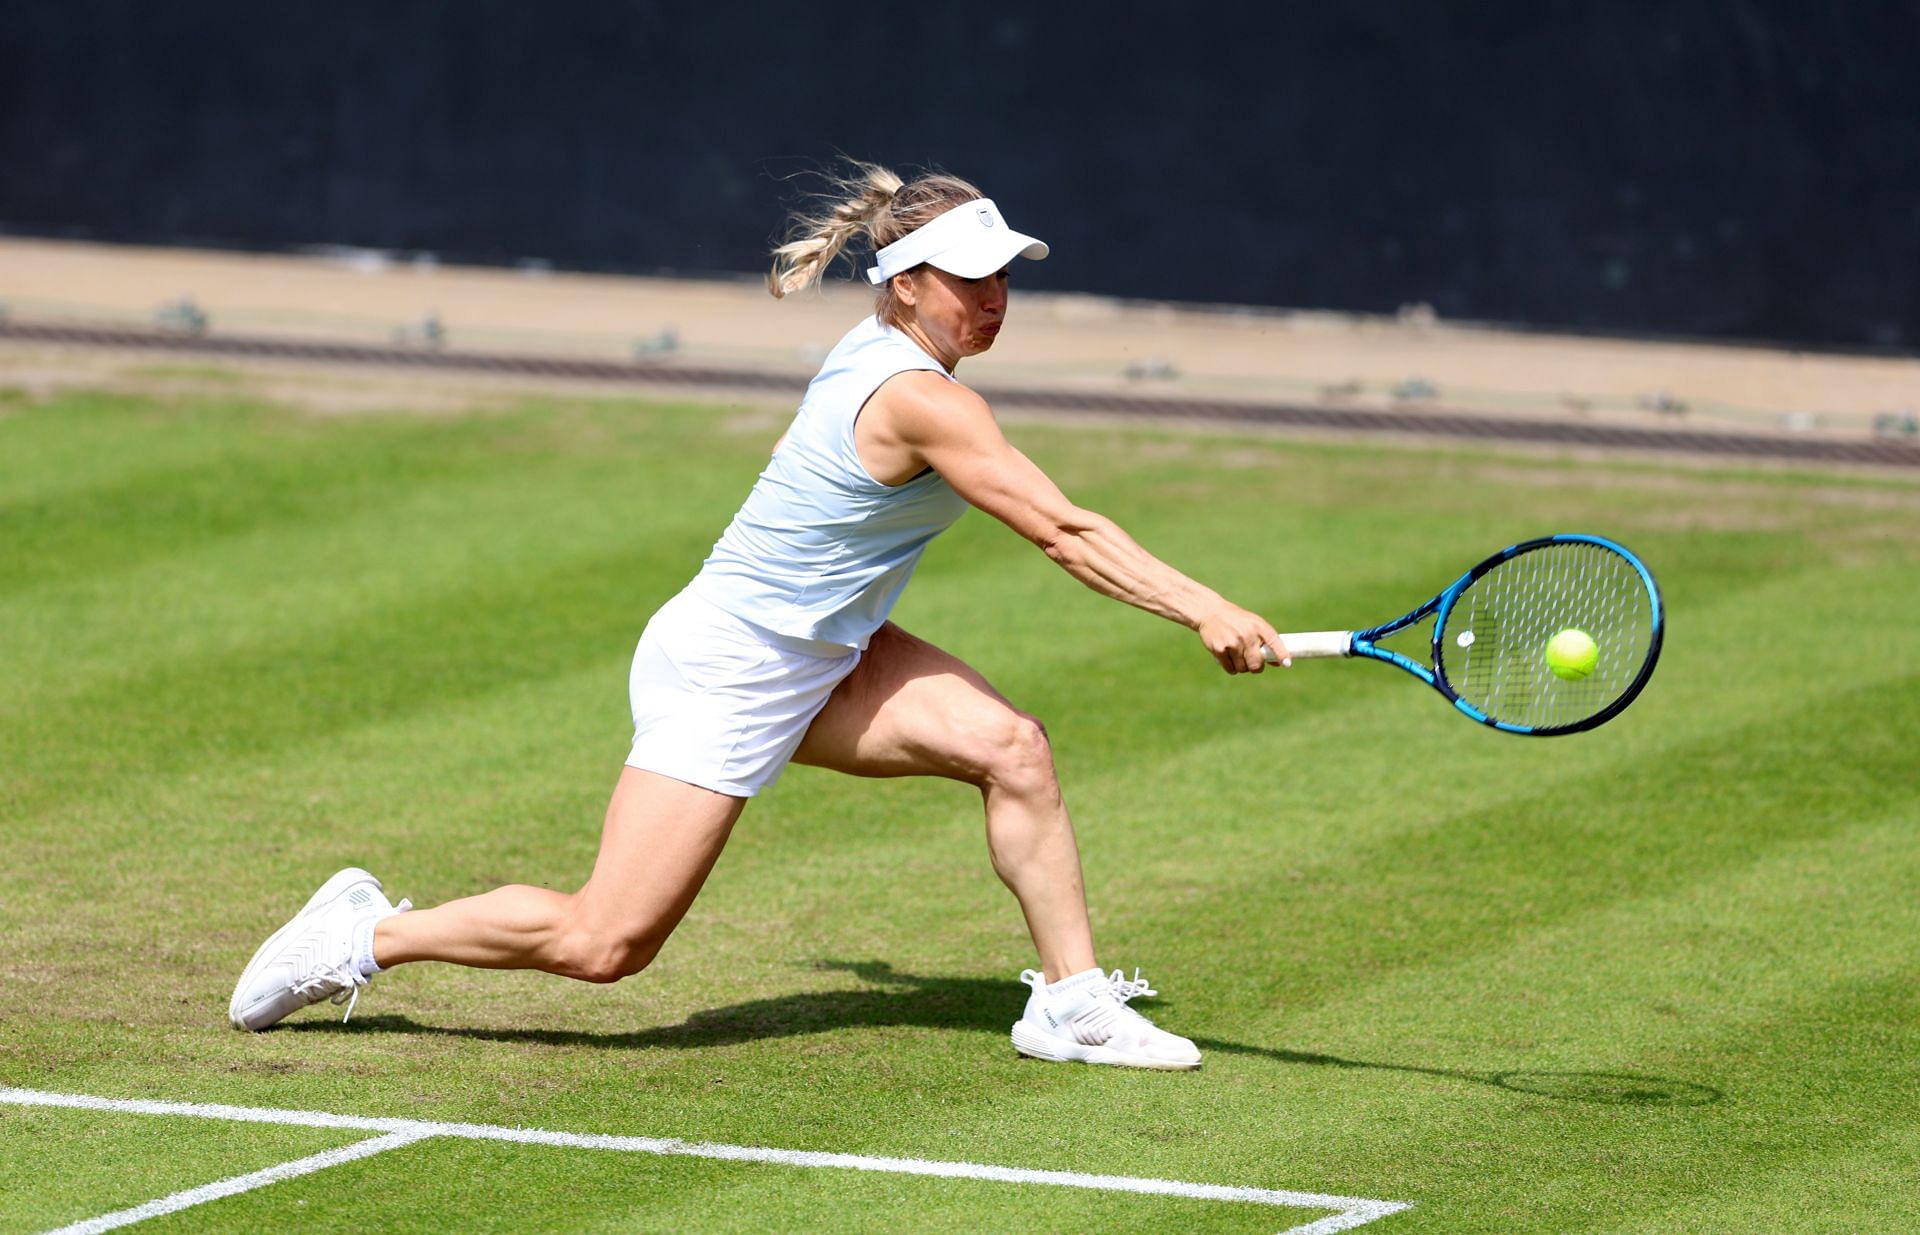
[{"xmin": 1263, "ymin": 533, "xmax": 1664, "ymax": 736}]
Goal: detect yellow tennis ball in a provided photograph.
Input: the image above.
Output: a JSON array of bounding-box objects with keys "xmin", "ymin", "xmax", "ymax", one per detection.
[{"xmin": 1546, "ymin": 628, "xmax": 1599, "ymax": 681}]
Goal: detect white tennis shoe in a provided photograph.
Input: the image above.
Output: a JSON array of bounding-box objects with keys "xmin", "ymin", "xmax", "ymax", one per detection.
[
  {"xmin": 1010, "ymin": 967, "xmax": 1201, "ymax": 1070},
  {"xmin": 228, "ymin": 867, "xmax": 408, "ymax": 1031}
]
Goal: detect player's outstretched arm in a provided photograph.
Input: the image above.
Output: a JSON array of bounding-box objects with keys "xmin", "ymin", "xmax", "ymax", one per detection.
[{"xmin": 876, "ymin": 373, "xmax": 1286, "ymax": 674}]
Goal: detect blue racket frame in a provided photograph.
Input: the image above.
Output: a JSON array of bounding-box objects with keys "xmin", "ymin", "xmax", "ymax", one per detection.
[{"xmin": 1345, "ymin": 533, "xmax": 1664, "ymax": 736}]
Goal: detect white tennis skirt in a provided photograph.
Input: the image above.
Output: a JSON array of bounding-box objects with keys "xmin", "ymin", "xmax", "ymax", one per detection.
[{"xmin": 625, "ymin": 589, "xmax": 862, "ymax": 798}]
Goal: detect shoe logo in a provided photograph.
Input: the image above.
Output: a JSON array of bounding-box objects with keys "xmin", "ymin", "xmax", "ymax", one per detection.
[
  {"xmin": 1044, "ymin": 1010, "xmax": 1059, "ymax": 1030},
  {"xmin": 348, "ymin": 889, "xmax": 371, "ymax": 906}
]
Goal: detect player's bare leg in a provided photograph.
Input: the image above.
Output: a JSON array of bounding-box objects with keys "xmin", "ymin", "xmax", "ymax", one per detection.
[
  {"xmin": 792, "ymin": 621, "xmax": 1096, "ymax": 980},
  {"xmin": 372, "ymin": 768, "xmax": 746, "ymax": 982},
  {"xmin": 792, "ymin": 622, "xmax": 1199, "ymax": 1069}
]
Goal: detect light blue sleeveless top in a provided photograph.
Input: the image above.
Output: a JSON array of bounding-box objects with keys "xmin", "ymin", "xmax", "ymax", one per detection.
[{"xmin": 688, "ymin": 315, "xmax": 972, "ymax": 651}]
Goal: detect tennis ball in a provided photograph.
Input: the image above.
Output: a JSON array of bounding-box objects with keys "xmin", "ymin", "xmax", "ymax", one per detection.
[{"xmin": 1545, "ymin": 628, "xmax": 1599, "ymax": 681}]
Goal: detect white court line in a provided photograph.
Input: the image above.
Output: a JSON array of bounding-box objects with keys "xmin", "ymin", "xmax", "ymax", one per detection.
[
  {"xmin": 2, "ymin": 1087, "xmax": 1412, "ymax": 1234},
  {"xmin": 40, "ymin": 1130, "xmax": 432, "ymax": 1235}
]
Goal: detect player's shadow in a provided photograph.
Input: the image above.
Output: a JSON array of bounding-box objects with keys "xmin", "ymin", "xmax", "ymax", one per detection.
[{"xmin": 304, "ymin": 958, "xmax": 1720, "ymax": 1107}]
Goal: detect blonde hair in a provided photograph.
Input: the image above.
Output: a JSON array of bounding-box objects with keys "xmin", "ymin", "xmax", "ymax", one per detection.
[{"xmin": 767, "ymin": 160, "xmax": 986, "ymax": 327}]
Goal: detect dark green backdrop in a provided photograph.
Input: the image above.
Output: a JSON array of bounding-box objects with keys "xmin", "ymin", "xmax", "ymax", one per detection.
[{"xmin": 4, "ymin": 2, "xmax": 1915, "ymax": 349}]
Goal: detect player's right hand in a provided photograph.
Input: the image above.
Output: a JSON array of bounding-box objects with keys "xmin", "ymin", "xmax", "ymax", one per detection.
[{"xmin": 1197, "ymin": 603, "xmax": 1287, "ymax": 675}]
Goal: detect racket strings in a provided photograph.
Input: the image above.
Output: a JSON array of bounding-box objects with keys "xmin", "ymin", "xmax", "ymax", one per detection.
[{"xmin": 1438, "ymin": 542, "xmax": 1654, "ymax": 729}]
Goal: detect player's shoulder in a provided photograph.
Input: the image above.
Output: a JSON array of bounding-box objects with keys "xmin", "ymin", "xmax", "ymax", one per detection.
[
  {"xmin": 874, "ymin": 368, "xmax": 993, "ymax": 434},
  {"xmin": 884, "ymin": 366, "xmax": 977, "ymax": 400}
]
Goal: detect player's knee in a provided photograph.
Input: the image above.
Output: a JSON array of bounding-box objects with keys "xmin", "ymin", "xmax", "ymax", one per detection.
[
  {"xmin": 575, "ymin": 939, "xmax": 660, "ymax": 985},
  {"xmin": 979, "ymin": 709, "xmax": 1056, "ymax": 792},
  {"xmin": 556, "ymin": 928, "xmax": 663, "ymax": 985}
]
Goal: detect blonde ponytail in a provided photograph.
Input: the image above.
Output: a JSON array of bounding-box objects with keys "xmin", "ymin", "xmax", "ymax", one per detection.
[
  {"xmin": 767, "ymin": 160, "xmax": 988, "ymax": 324},
  {"xmin": 767, "ymin": 161, "xmax": 903, "ymax": 298}
]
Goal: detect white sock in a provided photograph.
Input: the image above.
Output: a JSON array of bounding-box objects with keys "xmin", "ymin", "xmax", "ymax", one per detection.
[{"xmin": 353, "ymin": 912, "xmax": 388, "ymax": 977}]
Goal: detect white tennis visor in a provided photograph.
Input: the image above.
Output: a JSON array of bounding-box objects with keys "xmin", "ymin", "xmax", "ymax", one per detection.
[{"xmin": 865, "ymin": 198, "xmax": 1049, "ymax": 285}]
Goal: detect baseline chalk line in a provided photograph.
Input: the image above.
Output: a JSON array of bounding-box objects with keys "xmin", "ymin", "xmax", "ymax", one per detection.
[{"xmin": 2, "ymin": 1087, "xmax": 1413, "ymax": 1234}]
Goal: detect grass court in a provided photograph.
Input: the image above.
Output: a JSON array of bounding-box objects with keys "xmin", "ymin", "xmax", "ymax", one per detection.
[{"xmin": 2, "ymin": 380, "xmax": 1917, "ymax": 1232}]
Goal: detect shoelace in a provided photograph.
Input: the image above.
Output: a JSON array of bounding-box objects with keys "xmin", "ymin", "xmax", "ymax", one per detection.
[
  {"xmin": 1097, "ymin": 968, "xmax": 1159, "ymax": 1003},
  {"xmin": 292, "ymin": 962, "xmax": 369, "ymax": 1023}
]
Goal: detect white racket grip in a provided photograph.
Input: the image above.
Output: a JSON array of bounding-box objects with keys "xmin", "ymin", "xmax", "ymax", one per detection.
[{"xmin": 1264, "ymin": 631, "xmax": 1354, "ymax": 663}]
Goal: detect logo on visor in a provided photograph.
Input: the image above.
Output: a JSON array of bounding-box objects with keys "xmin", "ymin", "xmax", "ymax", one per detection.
[{"xmin": 976, "ymin": 205, "xmax": 996, "ymax": 228}]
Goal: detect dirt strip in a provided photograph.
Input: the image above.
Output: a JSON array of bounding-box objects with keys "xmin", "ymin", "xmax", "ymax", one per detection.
[{"xmin": 5, "ymin": 318, "xmax": 1918, "ymax": 470}]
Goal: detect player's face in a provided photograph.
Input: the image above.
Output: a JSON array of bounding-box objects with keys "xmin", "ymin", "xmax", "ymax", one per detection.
[{"xmin": 897, "ymin": 266, "xmax": 1010, "ymax": 366}]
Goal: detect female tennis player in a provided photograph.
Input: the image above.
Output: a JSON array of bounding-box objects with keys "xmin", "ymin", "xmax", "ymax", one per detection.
[{"xmin": 229, "ymin": 162, "xmax": 1289, "ymax": 1070}]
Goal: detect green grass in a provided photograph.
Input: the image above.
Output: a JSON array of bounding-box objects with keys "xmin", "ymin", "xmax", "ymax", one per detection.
[{"xmin": 3, "ymin": 386, "xmax": 1918, "ymax": 1233}]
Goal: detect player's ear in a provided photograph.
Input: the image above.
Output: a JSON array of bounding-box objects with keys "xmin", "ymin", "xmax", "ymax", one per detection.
[{"xmin": 891, "ymin": 271, "xmax": 919, "ymax": 307}]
